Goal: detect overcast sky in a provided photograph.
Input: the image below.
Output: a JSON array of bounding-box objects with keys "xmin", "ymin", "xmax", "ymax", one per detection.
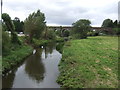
[{"xmin": 2, "ymin": 0, "xmax": 119, "ymax": 26}]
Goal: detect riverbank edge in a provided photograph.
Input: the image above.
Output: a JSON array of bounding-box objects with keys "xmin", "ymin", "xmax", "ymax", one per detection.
[
  {"xmin": 33, "ymin": 38, "xmax": 64, "ymax": 48},
  {"xmin": 2, "ymin": 45, "xmax": 33, "ymax": 75},
  {"xmin": 2, "ymin": 38, "xmax": 64, "ymax": 75}
]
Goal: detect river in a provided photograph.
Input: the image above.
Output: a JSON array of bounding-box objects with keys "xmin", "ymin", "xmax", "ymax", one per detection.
[{"xmin": 2, "ymin": 42, "xmax": 62, "ymax": 88}]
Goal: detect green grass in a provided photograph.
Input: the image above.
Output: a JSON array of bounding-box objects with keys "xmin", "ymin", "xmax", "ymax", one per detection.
[
  {"xmin": 57, "ymin": 36, "xmax": 118, "ymax": 88},
  {"xmin": 2, "ymin": 45, "xmax": 33, "ymax": 73}
]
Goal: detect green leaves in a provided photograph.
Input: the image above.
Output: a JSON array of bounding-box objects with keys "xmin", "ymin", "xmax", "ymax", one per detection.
[
  {"xmin": 71, "ymin": 19, "xmax": 91, "ymax": 39},
  {"xmin": 2, "ymin": 13, "xmax": 21, "ymax": 45},
  {"xmin": 24, "ymin": 9, "xmax": 46, "ymax": 41}
]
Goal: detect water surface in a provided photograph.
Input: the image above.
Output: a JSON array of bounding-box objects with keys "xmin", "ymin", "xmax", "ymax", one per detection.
[{"xmin": 2, "ymin": 43, "xmax": 62, "ymax": 88}]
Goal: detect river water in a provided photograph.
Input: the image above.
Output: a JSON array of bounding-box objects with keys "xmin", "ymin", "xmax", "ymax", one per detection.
[{"xmin": 2, "ymin": 43, "xmax": 62, "ymax": 88}]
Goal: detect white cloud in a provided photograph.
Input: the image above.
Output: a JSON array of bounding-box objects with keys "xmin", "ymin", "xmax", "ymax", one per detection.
[{"xmin": 2, "ymin": 0, "xmax": 119, "ymax": 26}]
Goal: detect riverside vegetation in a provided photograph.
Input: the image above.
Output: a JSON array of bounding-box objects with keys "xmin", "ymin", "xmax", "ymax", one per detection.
[
  {"xmin": 2, "ymin": 10, "xmax": 65, "ymax": 74},
  {"xmin": 2, "ymin": 9, "xmax": 119, "ymax": 88}
]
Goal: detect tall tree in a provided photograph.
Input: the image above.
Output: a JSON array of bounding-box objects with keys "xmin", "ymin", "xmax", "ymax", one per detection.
[
  {"xmin": 118, "ymin": 21, "xmax": 120, "ymax": 28},
  {"xmin": 102, "ymin": 19, "xmax": 114, "ymax": 28},
  {"xmin": 113, "ymin": 20, "xmax": 118, "ymax": 28},
  {"xmin": 72, "ymin": 19, "xmax": 91, "ymax": 39},
  {"xmin": 2, "ymin": 13, "xmax": 21, "ymax": 45},
  {"xmin": 24, "ymin": 10, "xmax": 46, "ymax": 42},
  {"xmin": 13, "ymin": 17, "xmax": 24, "ymax": 33}
]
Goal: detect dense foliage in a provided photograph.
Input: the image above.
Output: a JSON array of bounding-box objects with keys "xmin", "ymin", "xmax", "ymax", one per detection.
[
  {"xmin": 24, "ymin": 10, "xmax": 46, "ymax": 42},
  {"xmin": 102, "ymin": 19, "xmax": 114, "ymax": 28},
  {"xmin": 2, "ymin": 13, "xmax": 21, "ymax": 45},
  {"xmin": 63, "ymin": 30, "xmax": 70, "ymax": 37},
  {"xmin": 46, "ymin": 29, "xmax": 56, "ymax": 40},
  {"xmin": 13, "ymin": 17, "xmax": 24, "ymax": 33},
  {"xmin": 71, "ymin": 19, "xmax": 91, "ymax": 39},
  {"xmin": 2, "ymin": 31, "xmax": 11, "ymax": 56},
  {"xmin": 102, "ymin": 19, "xmax": 120, "ymax": 35}
]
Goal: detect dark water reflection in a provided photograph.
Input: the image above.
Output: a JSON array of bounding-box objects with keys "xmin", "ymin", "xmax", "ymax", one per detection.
[
  {"xmin": 2, "ymin": 43, "xmax": 62, "ymax": 88},
  {"xmin": 25, "ymin": 48, "xmax": 45, "ymax": 83}
]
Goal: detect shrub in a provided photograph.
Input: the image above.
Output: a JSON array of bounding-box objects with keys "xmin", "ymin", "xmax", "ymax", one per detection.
[
  {"xmin": 71, "ymin": 19, "xmax": 91, "ymax": 39},
  {"xmin": 63, "ymin": 30, "xmax": 70, "ymax": 37},
  {"xmin": 113, "ymin": 28, "xmax": 120, "ymax": 35},
  {"xmin": 55, "ymin": 30, "xmax": 61, "ymax": 37},
  {"xmin": 47, "ymin": 30, "xmax": 56, "ymax": 40},
  {"xmin": 2, "ymin": 31, "xmax": 11, "ymax": 56}
]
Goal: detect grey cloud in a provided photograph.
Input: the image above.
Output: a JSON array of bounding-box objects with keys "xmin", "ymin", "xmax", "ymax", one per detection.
[{"xmin": 3, "ymin": 0, "xmax": 118, "ymax": 26}]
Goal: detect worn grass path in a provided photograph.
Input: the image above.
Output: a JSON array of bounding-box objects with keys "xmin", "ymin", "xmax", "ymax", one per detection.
[{"xmin": 57, "ymin": 36, "xmax": 118, "ymax": 88}]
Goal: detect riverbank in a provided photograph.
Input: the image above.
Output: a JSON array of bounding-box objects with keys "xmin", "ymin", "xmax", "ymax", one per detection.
[
  {"xmin": 2, "ymin": 45, "xmax": 33, "ymax": 74},
  {"xmin": 32, "ymin": 37, "xmax": 64, "ymax": 47},
  {"xmin": 2, "ymin": 37, "xmax": 64, "ymax": 74},
  {"xmin": 57, "ymin": 36, "xmax": 118, "ymax": 88}
]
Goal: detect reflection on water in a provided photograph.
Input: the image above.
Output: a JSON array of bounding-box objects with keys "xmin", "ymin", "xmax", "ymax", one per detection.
[
  {"xmin": 2, "ymin": 42, "xmax": 62, "ymax": 88},
  {"xmin": 25, "ymin": 48, "xmax": 45, "ymax": 83},
  {"xmin": 2, "ymin": 70, "xmax": 16, "ymax": 88}
]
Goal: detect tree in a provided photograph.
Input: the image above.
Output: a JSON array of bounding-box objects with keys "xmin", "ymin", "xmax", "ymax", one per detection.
[
  {"xmin": 118, "ymin": 21, "xmax": 120, "ymax": 28},
  {"xmin": 71, "ymin": 19, "xmax": 91, "ymax": 39},
  {"xmin": 113, "ymin": 20, "xmax": 118, "ymax": 28},
  {"xmin": 63, "ymin": 30, "xmax": 70, "ymax": 37},
  {"xmin": 2, "ymin": 13, "xmax": 21, "ymax": 45},
  {"xmin": 13, "ymin": 17, "xmax": 24, "ymax": 33},
  {"xmin": 55, "ymin": 30, "xmax": 61, "ymax": 37},
  {"xmin": 102, "ymin": 19, "xmax": 113, "ymax": 28},
  {"xmin": 46, "ymin": 29, "xmax": 56, "ymax": 40},
  {"xmin": 113, "ymin": 20, "xmax": 120, "ymax": 35},
  {"xmin": 24, "ymin": 10, "xmax": 46, "ymax": 42}
]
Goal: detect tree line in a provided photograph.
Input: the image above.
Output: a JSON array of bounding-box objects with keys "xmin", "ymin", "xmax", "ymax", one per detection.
[
  {"xmin": 102, "ymin": 19, "xmax": 120, "ymax": 35},
  {"xmin": 2, "ymin": 9, "xmax": 120, "ymax": 55}
]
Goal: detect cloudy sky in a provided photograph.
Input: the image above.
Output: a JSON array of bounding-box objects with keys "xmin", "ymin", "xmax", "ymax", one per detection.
[{"xmin": 2, "ymin": 0, "xmax": 119, "ymax": 26}]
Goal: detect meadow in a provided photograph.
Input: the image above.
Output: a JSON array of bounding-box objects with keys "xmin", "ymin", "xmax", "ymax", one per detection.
[{"xmin": 57, "ymin": 36, "xmax": 118, "ymax": 88}]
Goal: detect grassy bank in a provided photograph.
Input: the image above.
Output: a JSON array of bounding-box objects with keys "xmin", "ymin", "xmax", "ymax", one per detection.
[
  {"xmin": 2, "ymin": 45, "xmax": 33, "ymax": 74},
  {"xmin": 33, "ymin": 37, "xmax": 64, "ymax": 47},
  {"xmin": 57, "ymin": 36, "xmax": 118, "ymax": 88}
]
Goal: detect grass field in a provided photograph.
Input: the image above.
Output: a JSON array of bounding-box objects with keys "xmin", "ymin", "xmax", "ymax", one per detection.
[{"xmin": 57, "ymin": 36, "xmax": 118, "ymax": 88}]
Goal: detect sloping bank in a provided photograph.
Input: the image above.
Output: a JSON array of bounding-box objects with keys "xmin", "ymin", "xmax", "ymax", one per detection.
[
  {"xmin": 2, "ymin": 45, "xmax": 33, "ymax": 74},
  {"xmin": 57, "ymin": 36, "xmax": 118, "ymax": 88},
  {"xmin": 2, "ymin": 37, "xmax": 65, "ymax": 74}
]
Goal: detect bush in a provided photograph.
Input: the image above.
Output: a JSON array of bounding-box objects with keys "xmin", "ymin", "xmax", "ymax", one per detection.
[
  {"xmin": 113, "ymin": 28, "xmax": 120, "ymax": 35},
  {"xmin": 32, "ymin": 38, "xmax": 50, "ymax": 47},
  {"xmin": 55, "ymin": 30, "xmax": 61, "ymax": 37},
  {"xmin": 56, "ymin": 37, "xmax": 64, "ymax": 42},
  {"xmin": 72, "ymin": 19, "xmax": 91, "ymax": 39},
  {"xmin": 63, "ymin": 30, "xmax": 70, "ymax": 37},
  {"xmin": 2, "ymin": 31, "xmax": 11, "ymax": 56},
  {"xmin": 87, "ymin": 32, "xmax": 93, "ymax": 36},
  {"xmin": 47, "ymin": 30, "xmax": 56, "ymax": 40},
  {"xmin": 87, "ymin": 31, "xmax": 99, "ymax": 36}
]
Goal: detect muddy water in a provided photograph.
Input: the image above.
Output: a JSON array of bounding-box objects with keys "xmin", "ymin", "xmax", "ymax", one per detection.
[{"xmin": 2, "ymin": 43, "xmax": 62, "ymax": 88}]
